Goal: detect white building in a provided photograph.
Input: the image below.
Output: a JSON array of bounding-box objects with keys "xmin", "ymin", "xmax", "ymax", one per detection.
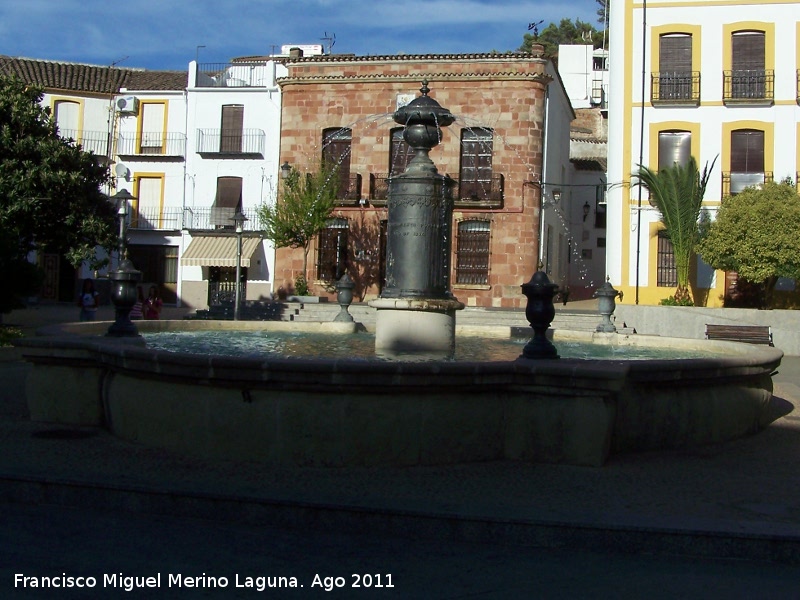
[
  {"xmin": 555, "ymin": 45, "xmax": 610, "ymax": 300},
  {"xmin": 177, "ymin": 58, "xmax": 287, "ymax": 309}
]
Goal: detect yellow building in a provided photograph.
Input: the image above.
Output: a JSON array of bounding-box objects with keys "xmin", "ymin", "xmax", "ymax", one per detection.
[{"xmin": 606, "ymin": 0, "xmax": 800, "ymax": 306}]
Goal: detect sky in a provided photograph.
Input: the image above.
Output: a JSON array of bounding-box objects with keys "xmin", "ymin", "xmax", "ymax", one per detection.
[{"xmin": 0, "ymin": 0, "xmax": 599, "ymax": 71}]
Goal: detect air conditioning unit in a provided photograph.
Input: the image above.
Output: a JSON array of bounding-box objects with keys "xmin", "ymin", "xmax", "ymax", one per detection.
[{"xmin": 116, "ymin": 95, "xmax": 139, "ymax": 114}]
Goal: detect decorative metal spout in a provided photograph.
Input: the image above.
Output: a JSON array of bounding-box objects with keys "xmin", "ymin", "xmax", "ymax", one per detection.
[
  {"xmin": 520, "ymin": 270, "xmax": 559, "ymax": 359},
  {"xmin": 106, "ymin": 254, "xmax": 142, "ymax": 338},
  {"xmin": 334, "ymin": 273, "xmax": 355, "ymax": 322},
  {"xmin": 594, "ymin": 278, "xmax": 621, "ymax": 333}
]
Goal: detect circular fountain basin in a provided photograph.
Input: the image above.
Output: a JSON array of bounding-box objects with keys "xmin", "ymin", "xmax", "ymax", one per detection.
[{"xmin": 17, "ymin": 319, "xmax": 782, "ymax": 467}]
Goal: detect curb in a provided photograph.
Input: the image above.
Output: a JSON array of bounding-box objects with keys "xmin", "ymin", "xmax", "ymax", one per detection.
[{"xmin": 2, "ymin": 474, "xmax": 798, "ymax": 566}]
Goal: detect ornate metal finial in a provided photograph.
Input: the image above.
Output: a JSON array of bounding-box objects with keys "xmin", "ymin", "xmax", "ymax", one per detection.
[{"xmin": 420, "ymin": 79, "xmax": 430, "ymax": 96}]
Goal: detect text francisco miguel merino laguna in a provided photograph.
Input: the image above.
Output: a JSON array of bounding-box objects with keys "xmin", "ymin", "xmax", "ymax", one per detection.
[{"xmin": 15, "ymin": 572, "xmax": 395, "ymax": 591}]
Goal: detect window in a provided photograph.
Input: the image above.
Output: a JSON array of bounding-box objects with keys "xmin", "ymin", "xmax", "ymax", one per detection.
[
  {"xmin": 729, "ymin": 129, "xmax": 765, "ymax": 194},
  {"xmin": 54, "ymin": 100, "xmax": 79, "ymax": 139},
  {"xmin": 658, "ymin": 131, "xmax": 691, "ymax": 170},
  {"xmin": 316, "ymin": 218, "xmax": 349, "ymax": 282},
  {"xmin": 455, "ymin": 220, "xmax": 490, "ymax": 285},
  {"xmin": 459, "ymin": 128, "xmax": 493, "ymax": 201},
  {"xmin": 127, "ymin": 245, "xmax": 178, "ymax": 303},
  {"xmin": 322, "ymin": 128, "xmax": 355, "ymax": 199},
  {"xmin": 730, "ymin": 31, "xmax": 766, "ymax": 99},
  {"xmin": 220, "ymin": 105, "xmax": 244, "ymax": 152},
  {"xmin": 657, "ymin": 34, "xmax": 693, "ymax": 101},
  {"xmin": 133, "ymin": 176, "xmax": 163, "ymax": 229},
  {"xmin": 389, "ymin": 128, "xmax": 413, "ymax": 176},
  {"xmin": 211, "ymin": 177, "xmax": 242, "ymax": 228},
  {"xmin": 657, "ymin": 231, "xmax": 677, "ymax": 287},
  {"xmin": 594, "ymin": 186, "xmax": 607, "ymax": 229},
  {"xmin": 139, "ymin": 102, "xmax": 165, "ymax": 154}
]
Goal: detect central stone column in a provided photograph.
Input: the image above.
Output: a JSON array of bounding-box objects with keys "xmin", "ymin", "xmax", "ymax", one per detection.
[{"xmin": 370, "ymin": 81, "xmax": 464, "ymax": 357}]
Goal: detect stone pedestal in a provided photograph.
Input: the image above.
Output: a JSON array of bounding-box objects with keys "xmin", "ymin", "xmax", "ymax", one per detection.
[{"xmin": 370, "ymin": 297, "xmax": 464, "ymax": 357}]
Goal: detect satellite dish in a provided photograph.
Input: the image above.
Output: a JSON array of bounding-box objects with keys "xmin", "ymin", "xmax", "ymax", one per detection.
[{"xmin": 114, "ymin": 163, "xmax": 129, "ymax": 178}]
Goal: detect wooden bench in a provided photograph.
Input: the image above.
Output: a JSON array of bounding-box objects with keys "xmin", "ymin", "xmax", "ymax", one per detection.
[{"xmin": 705, "ymin": 324, "xmax": 773, "ymax": 346}]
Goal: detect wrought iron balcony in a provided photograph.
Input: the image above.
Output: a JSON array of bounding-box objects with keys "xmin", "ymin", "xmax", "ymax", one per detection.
[
  {"xmin": 370, "ymin": 173, "xmax": 504, "ymax": 208},
  {"xmin": 181, "ymin": 207, "xmax": 264, "ymax": 231},
  {"xmin": 195, "ymin": 62, "xmax": 275, "ymax": 88},
  {"xmin": 721, "ymin": 171, "xmax": 773, "ymax": 197},
  {"xmin": 723, "ymin": 70, "xmax": 774, "ymax": 104},
  {"xmin": 651, "ymin": 72, "xmax": 700, "ymax": 105},
  {"xmin": 196, "ymin": 129, "xmax": 265, "ymax": 156},
  {"xmin": 369, "ymin": 173, "xmax": 390, "ymax": 205},
  {"xmin": 128, "ymin": 207, "xmax": 183, "ymax": 230},
  {"xmin": 58, "ymin": 129, "xmax": 110, "ymax": 157},
  {"xmin": 117, "ymin": 132, "xmax": 186, "ymax": 157},
  {"xmin": 335, "ymin": 173, "xmax": 362, "ymax": 205},
  {"xmin": 455, "ymin": 174, "xmax": 504, "ymax": 208},
  {"xmin": 797, "ymin": 70, "xmax": 800, "ymax": 104}
]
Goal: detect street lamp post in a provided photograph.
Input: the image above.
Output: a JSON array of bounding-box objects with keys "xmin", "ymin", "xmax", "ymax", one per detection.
[
  {"xmin": 232, "ymin": 210, "xmax": 248, "ymax": 321},
  {"xmin": 106, "ymin": 189, "xmax": 142, "ymax": 338}
]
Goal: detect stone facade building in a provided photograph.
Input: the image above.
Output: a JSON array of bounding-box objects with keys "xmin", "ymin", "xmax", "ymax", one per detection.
[{"xmin": 276, "ymin": 50, "xmax": 574, "ymax": 309}]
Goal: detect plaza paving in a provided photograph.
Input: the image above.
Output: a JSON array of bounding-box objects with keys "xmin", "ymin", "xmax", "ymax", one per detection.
[{"xmin": 1, "ymin": 303, "xmax": 799, "ymax": 597}]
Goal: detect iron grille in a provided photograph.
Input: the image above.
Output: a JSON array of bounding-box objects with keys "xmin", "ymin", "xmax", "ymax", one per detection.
[{"xmin": 455, "ymin": 220, "xmax": 491, "ymax": 285}]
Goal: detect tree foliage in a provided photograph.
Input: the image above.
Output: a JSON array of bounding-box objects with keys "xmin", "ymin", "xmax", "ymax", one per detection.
[
  {"xmin": 0, "ymin": 75, "xmax": 117, "ymax": 315},
  {"xmin": 696, "ymin": 180, "xmax": 800, "ymax": 307},
  {"xmin": 633, "ymin": 156, "xmax": 717, "ymax": 302},
  {"xmin": 596, "ymin": 0, "xmax": 609, "ymax": 27},
  {"xmin": 519, "ymin": 19, "xmax": 604, "ymax": 57},
  {"xmin": 257, "ymin": 164, "xmax": 339, "ymax": 283}
]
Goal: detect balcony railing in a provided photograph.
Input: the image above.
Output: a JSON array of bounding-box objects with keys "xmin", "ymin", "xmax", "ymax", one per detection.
[
  {"xmin": 195, "ymin": 62, "xmax": 275, "ymax": 88},
  {"xmin": 455, "ymin": 174, "xmax": 504, "ymax": 208},
  {"xmin": 651, "ymin": 72, "xmax": 700, "ymax": 105},
  {"xmin": 721, "ymin": 171, "xmax": 773, "ymax": 197},
  {"xmin": 117, "ymin": 132, "xmax": 186, "ymax": 157},
  {"xmin": 334, "ymin": 173, "xmax": 362, "ymax": 204},
  {"xmin": 369, "ymin": 173, "xmax": 390, "ymax": 205},
  {"xmin": 797, "ymin": 70, "xmax": 800, "ymax": 104},
  {"xmin": 196, "ymin": 129, "xmax": 265, "ymax": 156},
  {"xmin": 369, "ymin": 173, "xmax": 504, "ymax": 208},
  {"xmin": 723, "ymin": 70, "xmax": 774, "ymax": 104},
  {"xmin": 58, "ymin": 129, "xmax": 110, "ymax": 157},
  {"xmin": 128, "ymin": 207, "xmax": 183, "ymax": 230},
  {"xmin": 181, "ymin": 207, "xmax": 264, "ymax": 231}
]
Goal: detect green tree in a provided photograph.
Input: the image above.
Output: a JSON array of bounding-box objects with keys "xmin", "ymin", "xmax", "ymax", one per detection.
[
  {"xmin": 596, "ymin": 0, "xmax": 609, "ymax": 27},
  {"xmin": 519, "ymin": 19, "xmax": 604, "ymax": 57},
  {"xmin": 0, "ymin": 75, "xmax": 117, "ymax": 316},
  {"xmin": 257, "ymin": 164, "xmax": 339, "ymax": 291},
  {"xmin": 696, "ymin": 180, "xmax": 800, "ymax": 308},
  {"xmin": 633, "ymin": 156, "xmax": 717, "ymax": 303}
]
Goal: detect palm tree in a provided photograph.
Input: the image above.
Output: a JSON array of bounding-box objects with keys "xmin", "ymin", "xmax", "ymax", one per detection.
[{"xmin": 633, "ymin": 156, "xmax": 717, "ymax": 303}]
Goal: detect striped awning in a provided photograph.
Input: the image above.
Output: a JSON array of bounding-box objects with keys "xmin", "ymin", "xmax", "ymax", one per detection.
[{"xmin": 181, "ymin": 236, "xmax": 261, "ymax": 268}]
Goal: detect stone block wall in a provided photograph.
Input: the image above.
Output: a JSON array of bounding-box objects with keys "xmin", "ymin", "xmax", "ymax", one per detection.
[{"xmin": 278, "ymin": 54, "xmax": 552, "ymax": 308}]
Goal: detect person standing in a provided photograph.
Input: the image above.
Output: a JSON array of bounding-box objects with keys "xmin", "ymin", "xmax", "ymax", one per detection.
[
  {"xmin": 78, "ymin": 278, "xmax": 99, "ymax": 321},
  {"xmin": 129, "ymin": 286, "xmax": 144, "ymax": 320},
  {"xmin": 144, "ymin": 285, "xmax": 163, "ymax": 320}
]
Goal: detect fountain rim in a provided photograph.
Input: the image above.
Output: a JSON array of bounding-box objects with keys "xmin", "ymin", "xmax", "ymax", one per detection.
[{"xmin": 15, "ymin": 319, "xmax": 784, "ymax": 387}]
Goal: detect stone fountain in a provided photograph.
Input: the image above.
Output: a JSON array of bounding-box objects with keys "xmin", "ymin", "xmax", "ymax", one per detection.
[
  {"xmin": 13, "ymin": 81, "xmax": 784, "ymax": 468},
  {"xmin": 369, "ymin": 80, "xmax": 464, "ymax": 356}
]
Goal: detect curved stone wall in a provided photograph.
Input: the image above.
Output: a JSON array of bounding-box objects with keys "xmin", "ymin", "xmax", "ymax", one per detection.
[{"xmin": 16, "ymin": 322, "xmax": 783, "ymax": 467}]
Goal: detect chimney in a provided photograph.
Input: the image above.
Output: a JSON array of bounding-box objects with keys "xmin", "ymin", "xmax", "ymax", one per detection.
[{"xmin": 289, "ymin": 47, "xmax": 303, "ymax": 59}]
